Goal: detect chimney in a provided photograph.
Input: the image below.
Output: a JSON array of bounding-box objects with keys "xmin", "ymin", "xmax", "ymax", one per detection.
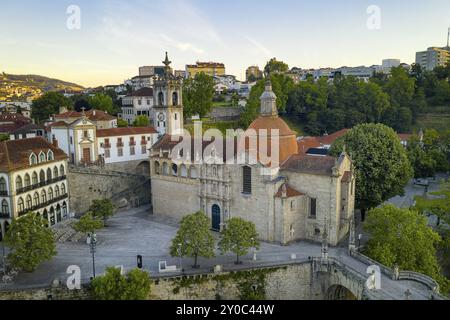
[{"xmin": 52, "ymin": 138, "xmax": 59, "ymax": 148}]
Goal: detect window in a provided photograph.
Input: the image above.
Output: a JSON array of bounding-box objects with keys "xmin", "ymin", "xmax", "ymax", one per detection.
[
  {"xmin": 118, "ymin": 148, "xmax": 123, "ymax": 157},
  {"xmin": 41, "ymin": 190, "xmax": 47, "ymax": 203},
  {"xmin": 291, "ymin": 201, "xmax": 295, "ymax": 211},
  {"xmin": 32, "ymin": 172, "xmax": 38, "ymax": 185},
  {"xmin": 0, "ymin": 178, "xmax": 6, "ymax": 194},
  {"xmin": 1, "ymin": 200, "xmax": 9, "ymax": 215},
  {"xmin": 310, "ymin": 198, "xmax": 317, "ymax": 218},
  {"xmin": 138, "ymin": 99, "xmax": 142, "ymax": 105},
  {"xmin": 154, "ymin": 161, "xmax": 160, "ymax": 174},
  {"xmin": 141, "ymin": 146, "xmax": 147, "ymax": 155},
  {"xmin": 40, "ymin": 170, "xmax": 45, "ymax": 183},
  {"xmin": 61, "ymin": 183, "xmax": 66, "ymax": 195},
  {"xmin": 83, "ymin": 130, "xmax": 88, "ymax": 139},
  {"xmin": 26, "ymin": 195, "xmax": 32, "ymax": 209},
  {"xmin": 24, "ymin": 174, "xmax": 31, "ymax": 187},
  {"xmin": 104, "ymin": 149, "xmax": 111, "ymax": 158},
  {"xmin": 53, "ymin": 166, "xmax": 58, "ymax": 178},
  {"xmin": 60, "ymin": 165, "xmax": 65, "ymax": 176},
  {"xmin": 242, "ymin": 166, "xmax": 252, "ymax": 194},
  {"xmin": 130, "ymin": 146, "xmax": 135, "ymax": 155},
  {"xmin": 48, "ymin": 188, "xmax": 53, "ymax": 200},
  {"xmin": 47, "ymin": 150, "xmax": 54, "ymax": 161},
  {"xmin": 33, "ymin": 192, "xmax": 39, "ymax": 206},
  {"xmin": 17, "ymin": 198, "xmax": 24, "ymax": 213},
  {"xmin": 172, "ymin": 164, "xmax": 178, "ymax": 176},
  {"xmin": 39, "ymin": 152, "xmax": 46, "ymax": 163},
  {"xmin": 55, "ymin": 185, "xmax": 60, "ymax": 197},
  {"xmin": 158, "ymin": 92, "xmax": 164, "ymax": 105},
  {"xmin": 47, "ymin": 168, "xmax": 52, "ymax": 181},
  {"xmin": 172, "ymin": 92, "xmax": 178, "ymax": 106},
  {"xmin": 70, "ymin": 137, "xmax": 73, "ymax": 145},
  {"xmin": 30, "ymin": 153, "xmax": 37, "ymax": 165},
  {"xmin": 16, "ymin": 176, "xmax": 23, "ymax": 190}
]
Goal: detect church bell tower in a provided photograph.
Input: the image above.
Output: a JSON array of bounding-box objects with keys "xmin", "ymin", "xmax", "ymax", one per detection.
[{"xmin": 153, "ymin": 52, "xmax": 184, "ymax": 136}]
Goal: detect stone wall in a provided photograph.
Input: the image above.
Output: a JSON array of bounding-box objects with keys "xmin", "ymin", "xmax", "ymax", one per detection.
[
  {"xmin": 206, "ymin": 107, "xmax": 241, "ymax": 121},
  {"xmin": 68, "ymin": 166, "xmax": 150, "ymax": 214},
  {"xmin": 0, "ymin": 263, "xmax": 323, "ymax": 300}
]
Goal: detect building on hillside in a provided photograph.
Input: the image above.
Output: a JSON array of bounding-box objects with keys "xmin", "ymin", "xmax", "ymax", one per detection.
[
  {"xmin": 52, "ymin": 109, "xmax": 117, "ymax": 129},
  {"xmin": 130, "ymin": 75, "xmax": 154, "ymax": 91},
  {"xmin": 186, "ymin": 62, "xmax": 225, "ymax": 78},
  {"xmin": 121, "ymin": 88, "xmax": 154, "ymax": 125},
  {"xmin": 416, "ymin": 46, "xmax": 450, "ymax": 71},
  {"xmin": 49, "ymin": 114, "xmax": 158, "ymax": 166},
  {"xmin": 150, "ymin": 76, "xmax": 356, "ymax": 246},
  {"xmin": 0, "ymin": 137, "xmax": 70, "ymax": 239},
  {"xmin": 0, "ymin": 113, "xmax": 33, "ymax": 136},
  {"xmin": 246, "ymin": 66, "xmax": 263, "ymax": 82}
]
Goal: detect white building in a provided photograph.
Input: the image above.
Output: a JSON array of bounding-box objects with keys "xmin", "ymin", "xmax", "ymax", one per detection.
[
  {"xmin": 52, "ymin": 109, "xmax": 117, "ymax": 129},
  {"xmin": 0, "ymin": 137, "xmax": 70, "ymax": 239},
  {"xmin": 121, "ymin": 88, "xmax": 154, "ymax": 125},
  {"xmin": 416, "ymin": 46, "xmax": 450, "ymax": 71}
]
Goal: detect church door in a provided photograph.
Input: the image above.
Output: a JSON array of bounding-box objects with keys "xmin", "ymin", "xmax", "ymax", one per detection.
[
  {"xmin": 83, "ymin": 148, "xmax": 91, "ymax": 164},
  {"xmin": 212, "ymin": 205, "xmax": 221, "ymax": 231}
]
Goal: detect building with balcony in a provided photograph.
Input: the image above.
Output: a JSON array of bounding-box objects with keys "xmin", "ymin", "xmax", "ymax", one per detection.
[{"xmin": 0, "ymin": 137, "xmax": 70, "ymax": 240}]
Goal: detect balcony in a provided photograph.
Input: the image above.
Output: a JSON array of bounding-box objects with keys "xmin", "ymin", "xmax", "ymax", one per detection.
[
  {"xmin": 18, "ymin": 193, "xmax": 68, "ymax": 217},
  {"xmin": 102, "ymin": 143, "xmax": 111, "ymax": 149},
  {"xmin": 16, "ymin": 176, "xmax": 67, "ymax": 195},
  {"xmin": 0, "ymin": 191, "xmax": 8, "ymax": 196},
  {"xmin": 129, "ymin": 140, "xmax": 136, "ymax": 146},
  {"xmin": 140, "ymin": 140, "xmax": 147, "ymax": 146},
  {"xmin": 117, "ymin": 142, "xmax": 124, "ymax": 147},
  {"xmin": 0, "ymin": 213, "xmax": 10, "ymax": 219}
]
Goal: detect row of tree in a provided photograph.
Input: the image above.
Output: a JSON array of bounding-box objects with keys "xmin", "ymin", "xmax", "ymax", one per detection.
[
  {"xmin": 241, "ymin": 58, "xmax": 450, "ymax": 135},
  {"xmin": 170, "ymin": 211, "xmax": 259, "ymax": 268}
]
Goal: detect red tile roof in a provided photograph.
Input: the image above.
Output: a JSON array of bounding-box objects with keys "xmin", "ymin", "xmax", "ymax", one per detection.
[
  {"xmin": 275, "ymin": 183, "xmax": 305, "ymax": 198},
  {"xmin": 96, "ymin": 127, "xmax": 158, "ymax": 137},
  {"xmin": 128, "ymin": 87, "xmax": 154, "ymax": 97},
  {"xmin": 55, "ymin": 109, "xmax": 116, "ymax": 121},
  {"xmin": 281, "ymin": 154, "xmax": 336, "ymax": 176},
  {"xmin": 0, "ymin": 137, "xmax": 68, "ymax": 172}
]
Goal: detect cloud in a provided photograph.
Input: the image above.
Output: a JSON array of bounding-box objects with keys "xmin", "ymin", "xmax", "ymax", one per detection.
[{"xmin": 243, "ymin": 35, "xmax": 273, "ymax": 58}]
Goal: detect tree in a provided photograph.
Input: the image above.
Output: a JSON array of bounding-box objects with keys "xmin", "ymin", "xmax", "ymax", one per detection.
[
  {"xmin": 74, "ymin": 213, "xmax": 104, "ymax": 235},
  {"xmin": 117, "ymin": 118, "xmax": 128, "ymax": 128},
  {"xmin": 133, "ymin": 115, "xmax": 149, "ymax": 127},
  {"xmin": 407, "ymin": 135, "xmax": 436, "ymax": 179},
  {"xmin": 91, "ymin": 267, "xmax": 152, "ymax": 300},
  {"xmin": 414, "ymin": 181, "xmax": 450, "ymax": 227},
  {"xmin": 383, "ymin": 67, "xmax": 415, "ymax": 109},
  {"xmin": 218, "ymin": 218, "xmax": 259, "ymax": 264},
  {"xmin": 183, "ymin": 72, "xmax": 215, "ymax": 118},
  {"xmin": 89, "ymin": 199, "xmax": 115, "ymax": 224},
  {"xmin": 87, "ymin": 93, "xmax": 114, "ymax": 114},
  {"xmin": 364, "ymin": 205, "xmax": 448, "ymax": 292},
  {"xmin": 264, "ymin": 58, "xmax": 289, "ymax": 75},
  {"xmin": 4, "ymin": 213, "xmax": 56, "ymax": 272},
  {"xmin": 330, "ymin": 124, "xmax": 413, "ymax": 220},
  {"xmin": 0, "ymin": 134, "xmax": 9, "ymax": 142},
  {"xmin": 169, "ymin": 211, "xmax": 215, "ymax": 268},
  {"xmin": 31, "ymin": 92, "xmax": 73, "ymax": 123}
]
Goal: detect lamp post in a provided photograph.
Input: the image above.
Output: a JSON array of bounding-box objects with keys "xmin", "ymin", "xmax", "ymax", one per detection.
[{"xmin": 90, "ymin": 233, "xmax": 97, "ymax": 279}]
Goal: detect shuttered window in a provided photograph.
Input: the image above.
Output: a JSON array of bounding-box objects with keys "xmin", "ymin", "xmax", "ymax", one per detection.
[
  {"xmin": 310, "ymin": 198, "xmax": 317, "ymax": 218},
  {"xmin": 243, "ymin": 166, "xmax": 252, "ymax": 194}
]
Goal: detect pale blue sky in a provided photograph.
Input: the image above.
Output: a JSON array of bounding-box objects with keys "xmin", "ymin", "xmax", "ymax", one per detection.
[{"xmin": 1, "ymin": 0, "xmax": 449, "ymax": 87}]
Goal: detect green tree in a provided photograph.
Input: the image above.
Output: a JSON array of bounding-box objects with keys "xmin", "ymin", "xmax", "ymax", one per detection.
[
  {"xmin": 91, "ymin": 267, "xmax": 152, "ymax": 300},
  {"xmin": 132, "ymin": 115, "xmax": 149, "ymax": 127},
  {"xmin": 87, "ymin": 93, "xmax": 114, "ymax": 114},
  {"xmin": 218, "ymin": 218, "xmax": 259, "ymax": 264},
  {"xmin": 74, "ymin": 213, "xmax": 104, "ymax": 235},
  {"xmin": 169, "ymin": 211, "xmax": 215, "ymax": 268},
  {"xmin": 330, "ymin": 123, "xmax": 413, "ymax": 220},
  {"xmin": 183, "ymin": 72, "xmax": 215, "ymax": 118},
  {"xmin": 407, "ymin": 135, "xmax": 436, "ymax": 178},
  {"xmin": 89, "ymin": 199, "xmax": 115, "ymax": 224},
  {"xmin": 0, "ymin": 134, "xmax": 9, "ymax": 142},
  {"xmin": 4, "ymin": 213, "xmax": 56, "ymax": 272},
  {"xmin": 414, "ymin": 181, "xmax": 450, "ymax": 226},
  {"xmin": 364, "ymin": 205, "xmax": 448, "ymax": 292},
  {"xmin": 383, "ymin": 66, "xmax": 416, "ymax": 109},
  {"xmin": 264, "ymin": 58, "xmax": 289, "ymax": 75},
  {"xmin": 31, "ymin": 92, "xmax": 73, "ymax": 123},
  {"xmin": 117, "ymin": 118, "xmax": 128, "ymax": 128}
]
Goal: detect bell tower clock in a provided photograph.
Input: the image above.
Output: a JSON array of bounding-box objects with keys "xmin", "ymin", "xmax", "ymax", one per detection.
[{"xmin": 153, "ymin": 52, "xmax": 184, "ymax": 136}]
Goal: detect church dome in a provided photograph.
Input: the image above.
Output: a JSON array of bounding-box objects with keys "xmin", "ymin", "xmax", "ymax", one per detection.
[{"xmin": 245, "ymin": 81, "xmax": 298, "ymax": 166}]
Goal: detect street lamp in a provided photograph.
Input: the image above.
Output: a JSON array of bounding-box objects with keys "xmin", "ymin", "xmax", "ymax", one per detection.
[{"xmin": 90, "ymin": 233, "xmax": 97, "ymax": 279}]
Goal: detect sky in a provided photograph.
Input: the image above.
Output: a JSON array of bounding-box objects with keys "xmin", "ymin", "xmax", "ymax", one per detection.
[{"xmin": 1, "ymin": 0, "xmax": 449, "ymax": 87}]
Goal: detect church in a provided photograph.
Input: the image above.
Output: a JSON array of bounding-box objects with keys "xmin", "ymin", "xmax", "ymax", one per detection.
[{"xmin": 149, "ymin": 54, "xmax": 355, "ymax": 246}]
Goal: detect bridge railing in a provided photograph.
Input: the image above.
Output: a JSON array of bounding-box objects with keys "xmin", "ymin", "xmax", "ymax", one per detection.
[{"xmin": 349, "ymin": 250, "xmax": 395, "ymax": 279}]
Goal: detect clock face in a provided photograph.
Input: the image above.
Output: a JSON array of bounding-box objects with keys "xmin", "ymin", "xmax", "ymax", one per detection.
[{"xmin": 158, "ymin": 113, "xmax": 165, "ymax": 121}]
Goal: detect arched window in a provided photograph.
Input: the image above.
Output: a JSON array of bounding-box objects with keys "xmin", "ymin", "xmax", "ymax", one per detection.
[
  {"xmin": 154, "ymin": 161, "xmax": 160, "ymax": 175},
  {"xmin": 32, "ymin": 172, "xmax": 38, "ymax": 185},
  {"xmin": 41, "ymin": 189, "xmax": 47, "ymax": 203},
  {"xmin": 43, "ymin": 209, "xmax": 48, "ymax": 222},
  {"xmin": 39, "ymin": 170, "xmax": 45, "ymax": 183},
  {"xmin": 17, "ymin": 197, "xmax": 24, "ymax": 213},
  {"xmin": 15, "ymin": 176, "xmax": 23, "ymax": 190},
  {"xmin": 48, "ymin": 187, "xmax": 53, "ymax": 200},
  {"xmin": 242, "ymin": 166, "xmax": 252, "ymax": 194},
  {"xmin": 172, "ymin": 92, "xmax": 178, "ymax": 106},
  {"xmin": 55, "ymin": 185, "xmax": 60, "ymax": 197},
  {"xmin": 47, "ymin": 168, "xmax": 52, "ymax": 181},
  {"xmin": 158, "ymin": 92, "xmax": 164, "ymax": 105},
  {"xmin": 61, "ymin": 183, "xmax": 66, "ymax": 195},
  {"xmin": 62, "ymin": 202, "xmax": 68, "ymax": 218},
  {"xmin": 56, "ymin": 204, "xmax": 62, "ymax": 222},
  {"xmin": 1, "ymin": 200, "xmax": 9, "ymax": 215},
  {"xmin": 162, "ymin": 163, "xmax": 169, "ymax": 175},
  {"xmin": 33, "ymin": 192, "xmax": 40, "ymax": 206},
  {"xmin": 190, "ymin": 166, "xmax": 198, "ymax": 179},
  {"xmin": 180, "ymin": 164, "xmax": 187, "ymax": 178},
  {"xmin": 30, "ymin": 153, "xmax": 37, "ymax": 165},
  {"xmin": 60, "ymin": 164, "xmax": 65, "ymax": 176},
  {"xmin": 172, "ymin": 164, "xmax": 178, "ymax": 176},
  {"xmin": 24, "ymin": 174, "xmax": 31, "ymax": 187},
  {"xmin": 26, "ymin": 195, "xmax": 32, "ymax": 209},
  {"xmin": 47, "ymin": 150, "xmax": 54, "ymax": 161},
  {"xmin": 53, "ymin": 166, "xmax": 59, "ymax": 178},
  {"xmin": 39, "ymin": 152, "xmax": 46, "ymax": 163},
  {"xmin": 0, "ymin": 178, "xmax": 6, "ymax": 194},
  {"xmin": 49, "ymin": 207, "xmax": 55, "ymax": 226}
]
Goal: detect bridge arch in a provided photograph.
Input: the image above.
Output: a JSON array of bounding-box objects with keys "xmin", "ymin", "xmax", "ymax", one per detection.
[
  {"xmin": 326, "ymin": 284, "xmax": 357, "ymax": 300},
  {"xmin": 136, "ymin": 161, "xmax": 150, "ymax": 176}
]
